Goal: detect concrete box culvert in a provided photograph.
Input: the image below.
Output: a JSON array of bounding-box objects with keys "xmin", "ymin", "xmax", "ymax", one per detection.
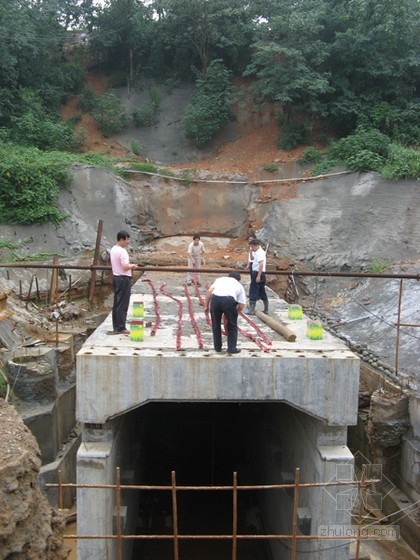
[{"xmin": 77, "ymin": 401, "xmax": 355, "ymax": 560}]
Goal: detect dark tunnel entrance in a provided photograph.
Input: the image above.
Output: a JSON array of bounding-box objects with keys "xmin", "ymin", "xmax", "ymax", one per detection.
[{"xmin": 129, "ymin": 402, "xmax": 272, "ymax": 560}]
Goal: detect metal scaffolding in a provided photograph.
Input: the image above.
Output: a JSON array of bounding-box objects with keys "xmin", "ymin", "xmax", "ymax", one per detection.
[{"xmin": 48, "ymin": 466, "xmax": 385, "ymax": 560}]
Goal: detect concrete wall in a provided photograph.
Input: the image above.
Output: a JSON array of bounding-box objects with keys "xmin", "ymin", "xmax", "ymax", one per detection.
[
  {"xmin": 245, "ymin": 404, "xmax": 353, "ymax": 560},
  {"xmin": 77, "ymin": 413, "xmax": 149, "ymax": 560},
  {"xmin": 77, "ymin": 427, "xmax": 118, "ymax": 560},
  {"xmin": 77, "ymin": 340, "xmax": 359, "ymax": 426},
  {"xmin": 24, "ymin": 385, "xmax": 76, "ymax": 464}
]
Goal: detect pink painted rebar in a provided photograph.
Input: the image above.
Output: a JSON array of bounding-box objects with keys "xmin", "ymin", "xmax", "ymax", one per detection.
[
  {"xmin": 208, "ymin": 308, "xmax": 269, "ymax": 352},
  {"xmin": 142, "ymin": 279, "xmax": 161, "ymax": 336},
  {"xmin": 184, "ymin": 284, "xmax": 204, "ymax": 349},
  {"xmin": 160, "ymin": 283, "xmax": 183, "ymax": 351},
  {"xmin": 239, "ymin": 311, "xmax": 272, "ymax": 346},
  {"xmin": 193, "ymin": 279, "xmax": 206, "ymax": 307},
  {"xmin": 237, "ymin": 325, "xmax": 271, "ymax": 353}
]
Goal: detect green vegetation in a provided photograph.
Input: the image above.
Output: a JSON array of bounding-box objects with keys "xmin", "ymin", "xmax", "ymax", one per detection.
[
  {"xmin": 78, "ymin": 87, "xmax": 97, "ymax": 112},
  {"xmin": 381, "ymin": 145, "xmax": 420, "ymax": 180},
  {"xmin": 183, "ymin": 60, "xmax": 234, "ymax": 147},
  {"xmin": 299, "ymin": 147, "xmax": 323, "ymax": 164},
  {"xmin": 7, "ymin": 251, "xmax": 61, "ymax": 263},
  {"xmin": 132, "ymin": 82, "xmax": 162, "ymax": 127},
  {"xmin": 262, "ymin": 164, "xmax": 278, "ymax": 173},
  {"xmin": 128, "ymin": 162, "xmax": 158, "ymax": 173},
  {"xmin": 0, "ymin": 144, "xmax": 123, "ymax": 226},
  {"xmin": 0, "ymin": 0, "xmax": 417, "ymax": 223},
  {"xmin": 0, "ymin": 369, "xmax": 7, "ymax": 399},
  {"xmin": 130, "ymin": 139, "xmax": 142, "ymax": 156},
  {"xmin": 368, "ymin": 261, "xmax": 389, "ymax": 274},
  {"xmin": 0, "ymin": 238, "xmax": 33, "ymax": 251},
  {"xmin": 278, "ymin": 122, "xmax": 310, "ymax": 150},
  {"xmin": 311, "ymin": 128, "xmax": 420, "ymax": 179},
  {"xmin": 0, "ymin": 240, "xmax": 15, "ymax": 250},
  {"xmin": 92, "ymin": 92, "xmax": 129, "ymax": 137},
  {"xmin": 0, "ymin": 144, "xmax": 70, "ymax": 225}
]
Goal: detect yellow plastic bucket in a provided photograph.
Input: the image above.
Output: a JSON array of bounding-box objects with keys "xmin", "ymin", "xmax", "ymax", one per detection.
[
  {"xmin": 288, "ymin": 304, "xmax": 303, "ymax": 320},
  {"xmin": 133, "ymin": 301, "xmax": 144, "ymax": 318},
  {"xmin": 307, "ymin": 321, "xmax": 323, "ymax": 340},
  {"xmin": 130, "ymin": 320, "xmax": 144, "ymax": 342}
]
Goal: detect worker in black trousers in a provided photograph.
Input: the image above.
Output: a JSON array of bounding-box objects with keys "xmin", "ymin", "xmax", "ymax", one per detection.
[{"xmin": 204, "ymin": 271, "xmax": 246, "ymax": 354}]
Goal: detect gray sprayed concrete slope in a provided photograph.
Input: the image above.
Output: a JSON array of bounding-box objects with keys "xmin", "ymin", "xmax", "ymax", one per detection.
[
  {"xmin": 261, "ymin": 173, "xmax": 420, "ymax": 270},
  {"xmin": 76, "ymin": 277, "xmax": 360, "ymax": 560},
  {"xmin": 77, "ymin": 280, "xmax": 360, "ymax": 425}
]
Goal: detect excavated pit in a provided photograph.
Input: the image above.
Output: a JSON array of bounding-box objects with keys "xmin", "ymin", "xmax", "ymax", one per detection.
[{"xmin": 1, "ymin": 163, "xmax": 419, "ymax": 559}]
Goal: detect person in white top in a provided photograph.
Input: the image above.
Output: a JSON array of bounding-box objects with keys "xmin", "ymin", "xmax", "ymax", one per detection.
[
  {"xmin": 245, "ymin": 234, "xmax": 256, "ymax": 276},
  {"xmin": 246, "ymin": 239, "xmax": 268, "ymax": 315},
  {"xmin": 187, "ymin": 235, "xmax": 206, "ymax": 285},
  {"xmin": 204, "ymin": 271, "xmax": 246, "ymax": 354},
  {"xmin": 109, "ymin": 230, "xmax": 138, "ymax": 334}
]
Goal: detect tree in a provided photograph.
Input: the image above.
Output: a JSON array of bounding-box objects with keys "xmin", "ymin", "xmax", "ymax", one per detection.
[
  {"xmin": 244, "ymin": 0, "xmax": 332, "ymax": 119},
  {"xmin": 148, "ymin": 0, "xmax": 255, "ymax": 75},
  {"xmin": 183, "ymin": 60, "xmax": 234, "ymax": 147},
  {"xmin": 243, "ymin": 0, "xmax": 420, "ymax": 142}
]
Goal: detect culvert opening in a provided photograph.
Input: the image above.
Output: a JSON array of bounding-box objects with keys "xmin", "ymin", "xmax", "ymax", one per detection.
[{"xmin": 128, "ymin": 402, "xmax": 274, "ymax": 560}]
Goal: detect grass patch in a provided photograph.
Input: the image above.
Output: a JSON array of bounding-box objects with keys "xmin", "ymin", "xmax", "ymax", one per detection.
[
  {"xmin": 128, "ymin": 162, "xmax": 158, "ymax": 173},
  {"xmin": 0, "ymin": 369, "xmax": 7, "ymax": 399},
  {"xmin": 262, "ymin": 163, "xmax": 278, "ymax": 173},
  {"xmin": 367, "ymin": 261, "xmax": 389, "ymax": 273}
]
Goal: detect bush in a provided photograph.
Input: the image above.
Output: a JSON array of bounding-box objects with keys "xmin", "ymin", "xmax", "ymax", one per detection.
[
  {"xmin": 358, "ymin": 101, "xmax": 420, "ymax": 147},
  {"xmin": 70, "ymin": 128, "xmax": 88, "ymax": 152},
  {"xmin": 381, "ymin": 144, "xmax": 420, "ymax": 180},
  {"xmin": 330, "ymin": 127, "xmax": 390, "ymax": 161},
  {"xmin": 183, "ymin": 60, "xmax": 234, "ymax": 148},
  {"xmin": 299, "ymin": 146, "xmax": 323, "ymax": 163},
  {"xmin": 9, "ymin": 89, "xmax": 74, "ymax": 151},
  {"xmin": 132, "ymin": 104, "xmax": 156, "ymax": 126},
  {"xmin": 310, "ymin": 126, "xmax": 419, "ymax": 179},
  {"xmin": 61, "ymin": 62, "xmax": 86, "ymax": 94},
  {"xmin": 262, "ymin": 163, "xmax": 278, "ymax": 172},
  {"xmin": 93, "ymin": 92, "xmax": 129, "ymax": 137},
  {"xmin": 0, "ymin": 143, "xmax": 70, "ymax": 225},
  {"xmin": 278, "ymin": 122, "xmax": 310, "ymax": 150},
  {"xmin": 345, "ymin": 149, "xmax": 385, "ymax": 172},
  {"xmin": 78, "ymin": 87, "xmax": 97, "ymax": 112},
  {"xmin": 132, "ymin": 82, "xmax": 162, "ymax": 127},
  {"xmin": 130, "ymin": 139, "xmax": 142, "ymax": 155}
]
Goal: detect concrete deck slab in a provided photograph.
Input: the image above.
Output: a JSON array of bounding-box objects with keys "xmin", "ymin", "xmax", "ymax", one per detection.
[{"xmin": 77, "ymin": 279, "xmax": 360, "ymax": 426}]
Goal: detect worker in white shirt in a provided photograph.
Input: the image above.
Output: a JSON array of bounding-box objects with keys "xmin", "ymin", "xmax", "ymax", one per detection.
[
  {"xmin": 204, "ymin": 271, "xmax": 246, "ymax": 354},
  {"xmin": 186, "ymin": 235, "xmax": 206, "ymax": 286},
  {"xmin": 246, "ymin": 239, "xmax": 268, "ymax": 315}
]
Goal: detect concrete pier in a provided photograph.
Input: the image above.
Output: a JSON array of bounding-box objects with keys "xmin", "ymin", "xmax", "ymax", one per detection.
[{"xmin": 76, "ymin": 279, "xmax": 360, "ymax": 560}]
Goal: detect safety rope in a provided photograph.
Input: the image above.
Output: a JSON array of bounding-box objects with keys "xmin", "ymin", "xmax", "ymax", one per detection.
[
  {"xmin": 160, "ymin": 283, "xmax": 183, "ymax": 351},
  {"xmin": 184, "ymin": 284, "xmax": 204, "ymax": 349},
  {"xmin": 142, "ymin": 279, "xmax": 161, "ymax": 336}
]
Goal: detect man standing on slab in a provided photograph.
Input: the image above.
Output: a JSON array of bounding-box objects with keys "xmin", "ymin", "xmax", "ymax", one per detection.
[
  {"xmin": 205, "ymin": 271, "xmax": 246, "ymax": 354},
  {"xmin": 246, "ymin": 239, "xmax": 268, "ymax": 315},
  {"xmin": 109, "ymin": 230, "xmax": 138, "ymax": 334},
  {"xmin": 187, "ymin": 235, "xmax": 206, "ymax": 286}
]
